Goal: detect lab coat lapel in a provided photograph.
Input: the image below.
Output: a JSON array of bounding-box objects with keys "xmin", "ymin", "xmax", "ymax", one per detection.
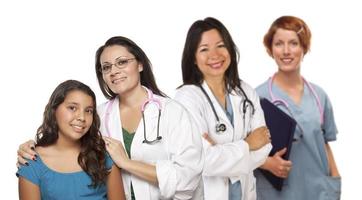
[
  {"xmin": 201, "ymin": 82, "xmax": 233, "ymax": 129},
  {"xmin": 230, "ymin": 89, "xmax": 248, "ymax": 139},
  {"xmin": 108, "ymin": 97, "xmax": 123, "ymax": 142}
]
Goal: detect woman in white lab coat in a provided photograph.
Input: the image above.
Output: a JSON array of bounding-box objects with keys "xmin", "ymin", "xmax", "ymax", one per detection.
[
  {"xmin": 17, "ymin": 36, "xmax": 203, "ymax": 200},
  {"xmin": 174, "ymin": 17, "xmax": 272, "ymax": 200}
]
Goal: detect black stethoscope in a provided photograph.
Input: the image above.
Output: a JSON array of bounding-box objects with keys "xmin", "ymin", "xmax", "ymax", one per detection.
[
  {"xmin": 104, "ymin": 87, "xmax": 162, "ymax": 144},
  {"xmin": 199, "ymin": 85, "xmax": 255, "ymax": 134}
]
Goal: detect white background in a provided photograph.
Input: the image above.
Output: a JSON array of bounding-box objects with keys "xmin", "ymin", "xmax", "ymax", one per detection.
[{"xmin": 1, "ymin": 0, "xmax": 360, "ymax": 199}]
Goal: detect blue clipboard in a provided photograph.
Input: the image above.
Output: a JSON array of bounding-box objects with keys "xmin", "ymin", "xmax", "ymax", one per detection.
[{"xmin": 258, "ymin": 98, "xmax": 297, "ymax": 191}]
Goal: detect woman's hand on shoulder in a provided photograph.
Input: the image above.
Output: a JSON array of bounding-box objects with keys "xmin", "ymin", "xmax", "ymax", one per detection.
[
  {"xmin": 17, "ymin": 140, "xmax": 37, "ymax": 167},
  {"xmin": 103, "ymin": 136, "xmax": 130, "ymax": 169}
]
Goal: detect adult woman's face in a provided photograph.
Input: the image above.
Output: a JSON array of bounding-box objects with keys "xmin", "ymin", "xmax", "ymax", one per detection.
[
  {"xmin": 195, "ymin": 29, "xmax": 231, "ymax": 81},
  {"xmin": 100, "ymin": 45, "xmax": 143, "ymax": 95},
  {"xmin": 271, "ymin": 28, "xmax": 304, "ymax": 73}
]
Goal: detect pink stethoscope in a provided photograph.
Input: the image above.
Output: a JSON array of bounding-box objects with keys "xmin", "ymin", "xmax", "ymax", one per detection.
[
  {"xmin": 268, "ymin": 74, "xmax": 324, "ymax": 139},
  {"xmin": 104, "ymin": 87, "xmax": 163, "ymax": 144}
]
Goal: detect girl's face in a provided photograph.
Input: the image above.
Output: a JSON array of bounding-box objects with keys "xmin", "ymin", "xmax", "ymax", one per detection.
[
  {"xmin": 55, "ymin": 90, "xmax": 94, "ymax": 142},
  {"xmin": 100, "ymin": 45, "xmax": 143, "ymax": 95},
  {"xmin": 270, "ymin": 28, "xmax": 304, "ymax": 73},
  {"xmin": 195, "ymin": 29, "xmax": 231, "ymax": 81}
]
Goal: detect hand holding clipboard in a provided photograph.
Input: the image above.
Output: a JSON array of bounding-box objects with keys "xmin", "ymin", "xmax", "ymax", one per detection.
[{"xmin": 258, "ymin": 98, "xmax": 297, "ymax": 191}]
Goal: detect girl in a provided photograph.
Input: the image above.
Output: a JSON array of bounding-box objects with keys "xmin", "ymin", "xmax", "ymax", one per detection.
[{"xmin": 17, "ymin": 80, "xmax": 125, "ymax": 200}]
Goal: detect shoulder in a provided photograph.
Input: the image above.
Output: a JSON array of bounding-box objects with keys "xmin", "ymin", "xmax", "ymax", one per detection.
[
  {"xmin": 17, "ymin": 158, "xmax": 43, "ymax": 173},
  {"xmin": 255, "ymin": 80, "xmax": 270, "ymax": 98},
  {"xmin": 174, "ymin": 85, "xmax": 206, "ymax": 108},
  {"xmin": 105, "ymin": 153, "xmax": 114, "ymax": 170},
  {"xmin": 308, "ymin": 82, "xmax": 327, "ymax": 96},
  {"xmin": 155, "ymin": 95, "xmax": 194, "ymax": 123},
  {"xmin": 16, "ymin": 153, "xmax": 47, "ymax": 186},
  {"xmin": 307, "ymin": 81, "xmax": 331, "ymax": 105},
  {"xmin": 234, "ymin": 80, "xmax": 259, "ymax": 99},
  {"xmin": 239, "ymin": 80, "xmax": 255, "ymax": 93},
  {"xmin": 157, "ymin": 95, "xmax": 187, "ymax": 114},
  {"xmin": 175, "ymin": 84, "xmax": 202, "ymax": 98},
  {"xmin": 97, "ymin": 98, "xmax": 115, "ymax": 116},
  {"xmin": 97, "ymin": 100, "xmax": 108, "ymax": 115}
]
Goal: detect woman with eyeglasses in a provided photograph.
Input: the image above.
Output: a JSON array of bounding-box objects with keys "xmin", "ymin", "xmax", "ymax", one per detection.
[
  {"xmin": 254, "ymin": 16, "xmax": 341, "ymax": 199},
  {"xmin": 174, "ymin": 17, "xmax": 271, "ymax": 200},
  {"xmin": 17, "ymin": 36, "xmax": 204, "ymax": 200}
]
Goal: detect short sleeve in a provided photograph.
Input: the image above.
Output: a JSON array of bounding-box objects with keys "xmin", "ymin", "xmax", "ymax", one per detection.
[
  {"xmin": 105, "ymin": 153, "xmax": 114, "ymax": 170},
  {"xmin": 16, "ymin": 159, "xmax": 41, "ymax": 186},
  {"xmin": 321, "ymin": 92, "xmax": 338, "ymax": 142}
]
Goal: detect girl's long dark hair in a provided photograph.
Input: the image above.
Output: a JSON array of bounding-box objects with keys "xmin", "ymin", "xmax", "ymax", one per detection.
[{"xmin": 36, "ymin": 80, "xmax": 108, "ymax": 188}]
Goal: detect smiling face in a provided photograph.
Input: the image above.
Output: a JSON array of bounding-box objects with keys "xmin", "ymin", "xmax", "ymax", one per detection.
[
  {"xmin": 195, "ymin": 29, "xmax": 231, "ymax": 81},
  {"xmin": 55, "ymin": 90, "xmax": 94, "ymax": 142},
  {"xmin": 270, "ymin": 28, "xmax": 304, "ymax": 73},
  {"xmin": 100, "ymin": 45, "xmax": 143, "ymax": 96}
]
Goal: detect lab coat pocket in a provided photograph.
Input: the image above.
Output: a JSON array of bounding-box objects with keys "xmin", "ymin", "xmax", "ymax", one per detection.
[
  {"xmin": 141, "ymin": 141, "xmax": 167, "ymax": 162},
  {"xmin": 325, "ymin": 175, "xmax": 341, "ymax": 200}
]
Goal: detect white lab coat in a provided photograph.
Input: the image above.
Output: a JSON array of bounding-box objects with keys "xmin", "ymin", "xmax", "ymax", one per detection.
[
  {"xmin": 98, "ymin": 94, "xmax": 204, "ymax": 200},
  {"xmin": 174, "ymin": 81, "xmax": 272, "ymax": 200}
]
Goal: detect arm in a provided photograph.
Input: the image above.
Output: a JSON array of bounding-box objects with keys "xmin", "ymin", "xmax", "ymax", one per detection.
[
  {"xmin": 318, "ymin": 87, "xmax": 339, "ymax": 177},
  {"xmin": 107, "ymin": 165, "xmax": 126, "ymax": 200},
  {"xmin": 17, "ymin": 140, "xmax": 37, "ymax": 166},
  {"xmin": 204, "ymin": 126, "xmax": 271, "ymax": 151},
  {"xmin": 247, "ymin": 85, "xmax": 273, "ymax": 171},
  {"xmin": 175, "ymin": 87, "xmax": 253, "ymax": 177},
  {"xmin": 203, "ymin": 126, "xmax": 271, "ymax": 176},
  {"xmin": 123, "ymin": 160, "xmax": 157, "ymax": 185},
  {"xmin": 156, "ymin": 104, "xmax": 203, "ymax": 199},
  {"xmin": 203, "ymin": 87, "xmax": 271, "ymax": 176},
  {"xmin": 19, "ymin": 177, "xmax": 40, "ymax": 200},
  {"xmin": 244, "ymin": 126, "xmax": 271, "ymax": 151},
  {"xmin": 103, "ymin": 136, "xmax": 158, "ymax": 185},
  {"xmin": 325, "ymin": 143, "xmax": 340, "ymax": 177}
]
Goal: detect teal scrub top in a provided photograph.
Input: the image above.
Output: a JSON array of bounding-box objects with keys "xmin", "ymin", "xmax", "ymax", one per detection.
[
  {"xmin": 122, "ymin": 127, "xmax": 136, "ymax": 200},
  {"xmin": 17, "ymin": 153, "xmax": 113, "ymax": 200},
  {"xmin": 254, "ymin": 80, "xmax": 341, "ymax": 200}
]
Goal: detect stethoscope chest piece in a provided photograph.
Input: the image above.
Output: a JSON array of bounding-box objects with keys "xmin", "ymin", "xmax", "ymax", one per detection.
[{"xmin": 215, "ymin": 122, "xmax": 227, "ymax": 133}]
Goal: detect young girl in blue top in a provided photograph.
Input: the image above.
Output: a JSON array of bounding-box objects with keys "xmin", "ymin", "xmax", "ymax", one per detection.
[{"xmin": 16, "ymin": 80, "xmax": 125, "ymax": 200}]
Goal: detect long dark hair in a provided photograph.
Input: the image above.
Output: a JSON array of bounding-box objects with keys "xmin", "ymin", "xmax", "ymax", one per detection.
[
  {"xmin": 95, "ymin": 36, "xmax": 166, "ymax": 99},
  {"xmin": 36, "ymin": 80, "xmax": 108, "ymax": 188},
  {"xmin": 180, "ymin": 17, "xmax": 243, "ymax": 93}
]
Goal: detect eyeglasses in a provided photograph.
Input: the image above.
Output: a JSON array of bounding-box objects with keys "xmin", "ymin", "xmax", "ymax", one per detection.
[{"xmin": 100, "ymin": 57, "xmax": 136, "ymax": 74}]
